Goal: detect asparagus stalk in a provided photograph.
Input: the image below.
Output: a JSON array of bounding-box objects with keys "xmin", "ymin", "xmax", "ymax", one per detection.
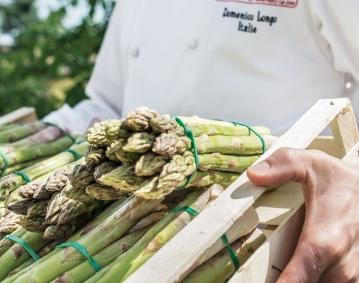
[
  {"xmin": 0, "ymin": 227, "xmax": 26, "ymax": 256},
  {"xmin": 2, "ymin": 158, "xmax": 46, "ymax": 176},
  {"xmin": 52, "ymin": 215, "xmax": 161, "ymax": 283},
  {"xmin": 0, "ymin": 136, "xmax": 74, "ymax": 170},
  {"xmin": 13, "ymin": 196, "xmax": 162, "ymax": 282},
  {"xmin": 150, "ymin": 114, "xmax": 271, "ymax": 137},
  {"xmin": 153, "ymin": 133, "xmax": 277, "ymax": 156},
  {"xmin": 3, "ymin": 199, "xmax": 128, "ymax": 282},
  {"xmin": 0, "ymin": 142, "xmax": 88, "ymax": 199},
  {"xmin": 98, "ymin": 189, "xmax": 214, "ymax": 282},
  {"xmin": 0, "ymin": 231, "xmax": 50, "ymax": 280},
  {"xmin": 1, "ymin": 127, "xmax": 64, "ymax": 153},
  {"xmin": 182, "ymin": 229, "xmax": 267, "ymax": 283},
  {"xmin": 0, "ymin": 121, "xmax": 46, "ymax": 143},
  {"xmin": 198, "ymin": 153, "xmax": 259, "ymax": 173}
]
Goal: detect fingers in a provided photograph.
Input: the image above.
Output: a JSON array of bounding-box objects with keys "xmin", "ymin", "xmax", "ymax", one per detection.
[{"xmin": 247, "ymin": 148, "xmax": 312, "ymax": 187}]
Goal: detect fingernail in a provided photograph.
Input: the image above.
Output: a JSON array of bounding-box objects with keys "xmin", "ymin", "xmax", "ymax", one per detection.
[{"xmin": 250, "ymin": 161, "xmax": 270, "ymax": 174}]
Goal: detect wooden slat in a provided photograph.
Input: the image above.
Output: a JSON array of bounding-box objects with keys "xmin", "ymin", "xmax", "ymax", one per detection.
[
  {"xmin": 308, "ymin": 136, "xmax": 340, "ymax": 157},
  {"xmin": 125, "ymin": 98, "xmax": 351, "ymax": 283},
  {"xmin": 330, "ymin": 103, "xmax": 359, "ymax": 158},
  {"xmin": 0, "ymin": 107, "xmax": 37, "ymax": 125}
]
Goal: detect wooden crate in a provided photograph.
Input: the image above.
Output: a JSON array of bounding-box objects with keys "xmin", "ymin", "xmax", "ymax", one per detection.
[
  {"xmin": 0, "ymin": 107, "xmax": 37, "ymax": 125},
  {"xmin": 124, "ymin": 98, "xmax": 359, "ymax": 283}
]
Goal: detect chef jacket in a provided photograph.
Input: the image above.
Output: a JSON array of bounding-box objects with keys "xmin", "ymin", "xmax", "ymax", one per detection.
[{"xmin": 44, "ymin": 0, "xmax": 359, "ymax": 135}]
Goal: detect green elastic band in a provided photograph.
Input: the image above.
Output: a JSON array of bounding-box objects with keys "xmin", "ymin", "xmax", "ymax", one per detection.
[
  {"xmin": 5, "ymin": 235, "xmax": 40, "ymax": 261},
  {"xmin": 231, "ymin": 121, "xmax": 267, "ymax": 154},
  {"xmin": 65, "ymin": 149, "xmax": 82, "ymax": 160},
  {"xmin": 56, "ymin": 242, "xmax": 102, "ymax": 272},
  {"xmin": 221, "ymin": 234, "xmax": 240, "ymax": 270},
  {"xmin": 44, "ymin": 122, "xmax": 76, "ymax": 143},
  {"xmin": 174, "ymin": 117, "xmax": 200, "ymax": 168},
  {"xmin": 13, "ymin": 171, "xmax": 31, "ymax": 183},
  {"xmin": 171, "ymin": 206, "xmax": 199, "ymax": 217},
  {"xmin": 0, "ymin": 150, "xmax": 9, "ymax": 177}
]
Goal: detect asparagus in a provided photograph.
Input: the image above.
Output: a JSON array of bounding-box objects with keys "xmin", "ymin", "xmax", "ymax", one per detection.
[
  {"xmin": 97, "ymin": 165, "xmax": 145, "ymax": 192},
  {"xmin": 52, "ymin": 211, "xmax": 165, "ymax": 283},
  {"xmin": 93, "ymin": 161, "xmax": 118, "ymax": 182},
  {"xmin": 2, "ymin": 126, "xmax": 64, "ymax": 153},
  {"xmin": 121, "ymin": 187, "xmax": 224, "ymax": 281},
  {"xmin": 52, "ymin": 229, "xmax": 149, "ymax": 283},
  {"xmin": 3, "ymin": 199, "xmax": 128, "ymax": 282},
  {"xmin": 0, "ymin": 231, "xmax": 50, "ymax": 280},
  {"xmin": 87, "ymin": 120, "xmax": 128, "ymax": 146},
  {"xmin": 0, "ymin": 227, "xmax": 26, "ymax": 256},
  {"xmin": 150, "ymin": 114, "xmax": 271, "ymax": 137},
  {"xmin": 99, "ymin": 189, "xmax": 215, "ymax": 282},
  {"xmin": 0, "ymin": 142, "xmax": 88, "ymax": 199},
  {"xmin": 107, "ymin": 139, "xmax": 141, "ymax": 164},
  {"xmin": 182, "ymin": 229, "xmax": 267, "ymax": 283},
  {"xmin": 13, "ymin": 196, "xmax": 162, "ymax": 282},
  {"xmin": 86, "ymin": 183, "xmax": 127, "ymax": 200},
  {"xmin": 0, "ymin": 211, "xmax": 21, "ymax": 234},
  {"xmin": 153, "ymin": 133, "xmax": 277, "ymax": 156},
  {"xmin": 0, "ymin": 136, "xmax": 74, "ymax": 170},
  {"xmin": 84, "ymin": 145, "xmax": 106, "ymax": 166},
  {"xmin": 134, "ymin": 153, "xmax": 169, "ymax": 177},
  {"xmin": 198, "ymin": 153, "xmax": 259, "ymax": 173},
  {"xmin": 7, "ymin": 238, "xmax": 65, "ymax": 277},
  {"xmin": 2, "ymin": 158, "xmax": 46, "ymax": 176},
  {"xmin": 0, "ymin": 121, "xmax": 46, "ymax": 143},
  {"xmin": 123, "ymin": 107, "xmax": 158, "ymax": 132},
  {"xmin": 123, "ymin": 132, "xmax": 156, "ymax": 153}
]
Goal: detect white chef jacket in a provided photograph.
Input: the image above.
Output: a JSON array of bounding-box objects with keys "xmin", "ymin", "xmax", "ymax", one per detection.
[{"xmin": 44, "ymin": 0, "xmax": 359, "ymax": 135}]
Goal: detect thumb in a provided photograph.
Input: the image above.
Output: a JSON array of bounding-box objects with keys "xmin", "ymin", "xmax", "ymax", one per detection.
[{"xmin": 247, "ymin": 148, "xmax": 309, "ymax": 187}]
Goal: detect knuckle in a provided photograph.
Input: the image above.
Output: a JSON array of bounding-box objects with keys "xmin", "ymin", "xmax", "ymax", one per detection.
[
  {"xmin": 274, "ymin": 147, "xmax": 299, "ymax": 164},
  {"xmin": 307, "ymin": 233, "xmax": 346, "ymax": 263}
]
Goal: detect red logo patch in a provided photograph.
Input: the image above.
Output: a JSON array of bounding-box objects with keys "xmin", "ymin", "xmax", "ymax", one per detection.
[{"xmin": 217, "ymin": 0, "xmax": 298, "ymax": 8}]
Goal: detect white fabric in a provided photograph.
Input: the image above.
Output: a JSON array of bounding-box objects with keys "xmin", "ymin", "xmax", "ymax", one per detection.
[{"xmin": 45, "ymin": 0, "xmax": 359, "ymax": 135}]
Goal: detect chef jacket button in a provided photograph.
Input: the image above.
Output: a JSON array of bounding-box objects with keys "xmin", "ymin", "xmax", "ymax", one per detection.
[
  {"xmin": 130, "ymin": 47, "xmax": 140, "ymax": 58},
  {"xmin": 187, "ymin": 39, "xmax": 198, "ymax": 50}
]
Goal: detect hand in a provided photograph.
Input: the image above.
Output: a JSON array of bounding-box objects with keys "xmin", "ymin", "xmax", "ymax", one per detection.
[{"xmin": 247, "ymin": 148, "xmax": 359, "ymax": 283}]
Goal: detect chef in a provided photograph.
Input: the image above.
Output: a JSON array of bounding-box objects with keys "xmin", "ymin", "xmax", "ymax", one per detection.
[{"xmin": 45, "ymin": 0, "xmax": 359, "ymax": 281}]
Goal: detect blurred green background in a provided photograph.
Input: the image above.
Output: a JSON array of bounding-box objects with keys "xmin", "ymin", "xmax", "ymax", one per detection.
[{"xmin": 0, "ymin": 0, "xmax": 115, "ymax": 118}]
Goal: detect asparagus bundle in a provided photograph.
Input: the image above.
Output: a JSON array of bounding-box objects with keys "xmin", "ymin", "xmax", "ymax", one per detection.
[
  {"xmin": 12, "ymin": 196, "xmax": 162, "ymax": 282},
  {"xmin": 51, "ymin": 211, "xmax": 167, "ymax": 283},
  {"xmin": 81, "ymin": 107, "xmax": 276, "ymax": 201},
  {"xmin": 3, "ymin": 199, "xmax": 129, "ymax": 283}
]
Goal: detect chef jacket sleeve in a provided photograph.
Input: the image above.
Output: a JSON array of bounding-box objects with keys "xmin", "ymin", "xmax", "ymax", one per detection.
[
  {"xmin": 43, "ymin": 2, "xmax": 124, "ymax": 134},
  {"xmin": 310, "ymin": 0, "xmax": 359, "ymax": 82}
]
